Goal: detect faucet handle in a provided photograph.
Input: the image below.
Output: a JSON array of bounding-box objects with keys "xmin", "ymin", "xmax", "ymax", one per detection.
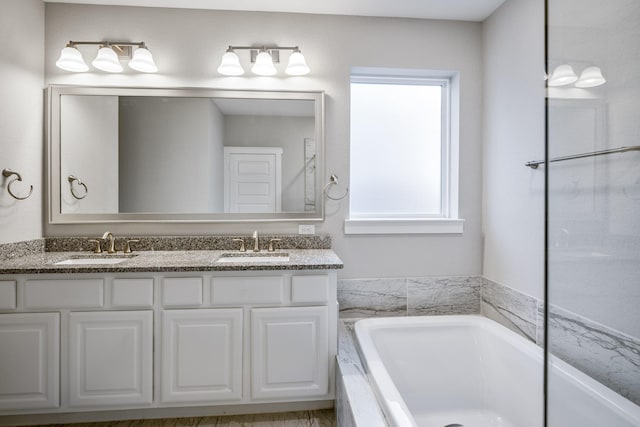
[
  {"xmin": 232, "ymin": 238, "xmax": 246, "ymax": 252},
  {"xmin": 268, "ymin": 238, "xmax": 282, "ymax": 252},
  {"xmin": 88, "ymin": 239, "xmax": 103, "ymax": 254},
  {"xmin": 124, "ymin": 239, "xmax": 140, "ymax": 254}
]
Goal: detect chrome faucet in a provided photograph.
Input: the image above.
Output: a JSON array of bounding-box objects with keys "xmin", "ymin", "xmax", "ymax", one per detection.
[
  {"xmin": 252, "ymin": 230, "xmax": 260, "ymax": 252},
  {"xmin": 102, "ymin": 231, "xmax": 117, "ymax": 254}
]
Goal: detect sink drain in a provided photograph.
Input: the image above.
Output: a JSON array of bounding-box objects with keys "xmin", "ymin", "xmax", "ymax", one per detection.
[{"xmin": 444, "ymin": 424, "xmax": 464, "ymax": 427}]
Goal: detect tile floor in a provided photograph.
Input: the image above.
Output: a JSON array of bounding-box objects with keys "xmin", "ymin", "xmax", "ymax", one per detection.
[{"xmin": 34, "ymin": 409, "xmax": 336, "ymax": 427}]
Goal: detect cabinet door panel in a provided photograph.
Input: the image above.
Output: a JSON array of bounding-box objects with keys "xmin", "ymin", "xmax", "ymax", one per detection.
[
  {"xmin": 161, "ymin": 309, "xmax": 242, "ymax": 403},
  {"xmin": 251, "ymin": 306, "xmax": 328, "ymax": 400},
  {"xmin": 68, "ymin": 311, "xmax": 152, "ymax": 407},
  {"xmin": 0, "ymin": 313, "xmax": 59, "ymax": 410}
]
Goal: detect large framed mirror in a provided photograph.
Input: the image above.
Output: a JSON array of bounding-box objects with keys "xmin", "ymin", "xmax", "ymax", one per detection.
[{"xmin": 47, "ymin": 86, "xmax": 324, "ymax": 223}]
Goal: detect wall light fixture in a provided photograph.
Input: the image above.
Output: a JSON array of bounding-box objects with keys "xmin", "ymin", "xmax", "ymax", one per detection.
[
  {"xmin": 217, "ymin": 45, "xmax": 310, "ymax": 76},
  {"xmin": 547, "ymin": 64, "xmax": 606, "ymax": 88},
  {"xmin": 56, "ymin": 41, "xmax": 158, "ymax": 73}
]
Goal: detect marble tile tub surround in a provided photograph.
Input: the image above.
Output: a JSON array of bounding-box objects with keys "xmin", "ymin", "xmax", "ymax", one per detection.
[
  {"xmin": 540, "ymin": 304, "xmax": 640, "ymax": 405},
  {"xmin": 336, "ymin": 320, "xmax": 388, "ymax": 427},
  {"xmin": 339, "ymin": 276, "xmax": 640, "ymax": 406},
  {"xmin": 45, "ymin": 234, "xmax": 331, "ymax": 252},
  {"xmin": 337, "ymin": 276, "xmax": 482, "ymax": 318},
  {"xmin": 483, "ymin": 277, "xmax": 640, "ymax": 406},
  {"xmin": 481, "ymin": 277, "xmax": 539, "ymax": 342},
  {"xmin": 0, "ymin": 238, "xmax": 44, "ymax": 261}
]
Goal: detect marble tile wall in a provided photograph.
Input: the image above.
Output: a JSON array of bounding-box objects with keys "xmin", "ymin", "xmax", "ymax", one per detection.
[
  {"xmin": 337, "ymin": 276, "xmax": 481, "ymax": 318},
  {"xmin": 482, "ymin": 278, "xmax": 640, "ymax": 406},
  {"xmin": 481, "ymin": 278, "xmax": 539, "ymax": 342},
  {"xmin": 541, "ymin": 304, "xmax": 640, "ymax": 405},
  {"xmin": 336, "ymin": 320, "xmax": 388, "ymax": 427}
]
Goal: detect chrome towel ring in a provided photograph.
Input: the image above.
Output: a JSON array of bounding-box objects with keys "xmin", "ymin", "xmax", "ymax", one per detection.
[
  {"xmin": 323, "ymin": 174, "xmax": 349, "ymax": 201},
  {"xmin": 2, "ymin": 169, "xmax": 33, "ymax": 200},
  {"xmin": 68, "ymin": 175, "xmax": 88, "ymax": 199}
]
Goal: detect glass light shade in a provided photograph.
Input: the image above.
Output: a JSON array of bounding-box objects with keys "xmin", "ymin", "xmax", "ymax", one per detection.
[
  {"xmin": 128, "ymin": 47, "xmax": 158, "ymax": 73},
  {"xmin": 92, "ymin": 46, "xmax": 123, "ymax": 73},
  {"xmin": 251, "ymin": 51, "xmax": 277, "ymax": 76},
  {"xmin": 285, "ymin": 51, "xmax": 310, "ymax": 76},
  {"xmin": 56, "ymin": 46, "xmax": 89, "ymax": 72},
  {"xmin": 217, "ymin": 50, "xmax": 244, "ymax": 76},
  {"xmin": 575, "ymin": 66, "xmax": 606, "ymax": 88},
  {"xmin": 548, "ymin": 64, "xmax": 578, "ymax": 86}
]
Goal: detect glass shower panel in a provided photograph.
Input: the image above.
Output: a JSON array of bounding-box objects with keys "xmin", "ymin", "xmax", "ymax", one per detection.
[{"xmin": 547, "ymin": 0, "xmax": 640, "ymax": 425}]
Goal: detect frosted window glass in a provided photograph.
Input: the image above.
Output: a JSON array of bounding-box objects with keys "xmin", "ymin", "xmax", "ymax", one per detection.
[{"xmin": 350, "ymin": 82, "xmax": 442, "ymax": 216}]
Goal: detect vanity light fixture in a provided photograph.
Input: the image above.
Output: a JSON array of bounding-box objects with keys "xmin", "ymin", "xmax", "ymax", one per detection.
[
  {"xmin": 92, "ymin": 44, "xmax": 123, "ymax": 73},
  {"xmin": 217, "ymin": 45, "xmax": 310, "ymax": 76},
  {"xmin": 252, "ymin": 49, "xmax": 277, "ymax": 76},
  {"xmin": 217, "ymin": 48, "xmax": 244, "ymax": 76},
  {"xmin": 55, "ymin": 41, "xmax": 158, "ymax": 73}
]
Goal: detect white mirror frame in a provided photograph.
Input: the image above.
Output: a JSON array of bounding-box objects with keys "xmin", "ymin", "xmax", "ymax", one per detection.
[{"xmin": 46, "ymin": 86, "xmax": 325, "ymax": 224}]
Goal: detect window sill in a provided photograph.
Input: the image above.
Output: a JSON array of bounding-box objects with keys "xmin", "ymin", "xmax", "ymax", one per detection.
[{"xmin": 344, "ymin": 218, "xmax": 464, "ymax": 235}]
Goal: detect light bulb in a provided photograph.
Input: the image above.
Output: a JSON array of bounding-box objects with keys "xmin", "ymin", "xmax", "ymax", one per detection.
[
  {"xmin": 575, "ymin": 66, "xmax": 606, "ymax": 88},
  {"xmin": 56, "ymin": 44, "xmax": 89, "ymax": 72},
  {"xmin": 217, "ymin": 49, "xmax": 244, "ymax": 76},
  {"xmin": 92, "ymin": 46, "xmax": 123, "ymax": 73},
  {"xmin": 548, "ymin": 64, "xmax": 578, "ymax": 87},
  {"xmin": 285, "ymin": 50, "xmax": 310, "ymax": 76},
  {"xmin": 251, "ymin": 51, "xmax": 277, "ymax": 76},
  {"xmin": 128, "ymin": 46, "xmax": 158, "ymax": 73}
]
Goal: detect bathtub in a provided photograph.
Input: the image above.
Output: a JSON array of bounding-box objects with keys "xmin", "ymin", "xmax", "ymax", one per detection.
[{"xmin": 355, "ymin": 315, "xmax": 640, "ymax": 427}]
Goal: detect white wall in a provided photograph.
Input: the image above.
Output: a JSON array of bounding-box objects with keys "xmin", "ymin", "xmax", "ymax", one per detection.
[
  {"xmin": 224, "ymin": 115, "xmax": 315, "ymax": 212},
  {"xmin": 44, "ymin": 4, "xmax": 484, "ymax": 279},
  {"xmin": 482, "ymin": 0, "xmax": 545, "ymax": 299},
  {"xmin": 0, "ymin": 0, "xmax": 44, "ymax": 244}
]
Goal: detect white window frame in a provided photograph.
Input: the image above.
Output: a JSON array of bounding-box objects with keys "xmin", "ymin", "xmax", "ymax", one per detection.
[{"xmin": 345, "ymin": 68, "xmax": 463, "ymax": 235}]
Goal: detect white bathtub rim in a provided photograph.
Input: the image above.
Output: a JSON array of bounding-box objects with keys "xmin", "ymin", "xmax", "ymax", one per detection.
[
  {"xmin": 549, "ymin": 353, "xmax": 640, "ymax": 424},
  {"xmin": 354, "ymin": 315, "xmax": 640, "ymax": 427},
  {"xmin": 355, "ymin": 326, "xmax": 417, "ymax": 427}
]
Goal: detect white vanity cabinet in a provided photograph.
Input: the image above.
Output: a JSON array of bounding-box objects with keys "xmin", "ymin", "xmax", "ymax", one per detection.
[
  {"xmin": 161, "ymin": 308, "xmax": 243, "ymax": 403},
  {"xmin": 0, "ymin": 312, "xmax": 60, "ymax": 411},
  {"xmin": 0, "ymin": 270, "xmax": 337, "ymax": 424},
  {"xmin": 68, "ymin": 310, "xmax": 153, "ymax": 408},
  {"xmin": 251, "ymin": 306, "xmax": 328, "ymax": 400}
]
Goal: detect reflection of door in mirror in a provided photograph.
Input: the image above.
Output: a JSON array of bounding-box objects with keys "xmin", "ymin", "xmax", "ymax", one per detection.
[
  {"xmin": 60, "ymin": 95, "xmax": 119, "ymax": 214},
  {"xmin": 224, "ymin": 147, "xmax": 282, "ymax": 213}
]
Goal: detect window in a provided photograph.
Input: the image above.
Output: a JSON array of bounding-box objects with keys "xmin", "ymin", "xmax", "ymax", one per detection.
[{"xmin": 345, "ymin": 69, "xmax": 463, "ymax": 234}]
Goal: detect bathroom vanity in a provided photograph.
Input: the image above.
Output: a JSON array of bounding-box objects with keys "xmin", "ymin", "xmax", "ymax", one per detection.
[{"xmin": 0, "ymin": 247, "xmax": 342, "ymax": 425}]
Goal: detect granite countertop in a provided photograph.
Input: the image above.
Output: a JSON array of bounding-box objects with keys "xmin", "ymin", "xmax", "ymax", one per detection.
[{"xmin": 0, "ymin": 249, "xmax": 343, "ymax": 274}]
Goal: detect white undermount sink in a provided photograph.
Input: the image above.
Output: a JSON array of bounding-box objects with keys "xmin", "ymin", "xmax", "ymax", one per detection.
[
  {"xmin": 54, "ymin": 256, "xmax": 135, "ymax": 265},
  {"xmin": 216, "ymin": 252, "xmax": 290, "ymax": 263}
]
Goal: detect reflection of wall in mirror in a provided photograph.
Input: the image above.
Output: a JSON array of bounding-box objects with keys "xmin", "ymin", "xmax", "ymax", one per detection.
[
  {"xmin": 60, "ymin": 95, "xmax": 119, "ymax": 214},
  {"xmin": 119, "ymin": 97, "xmax": 225, "ymax": 213},
  {"xmin": 224, "ymin": 115, "xmax": 315, "ymax": 212}
]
